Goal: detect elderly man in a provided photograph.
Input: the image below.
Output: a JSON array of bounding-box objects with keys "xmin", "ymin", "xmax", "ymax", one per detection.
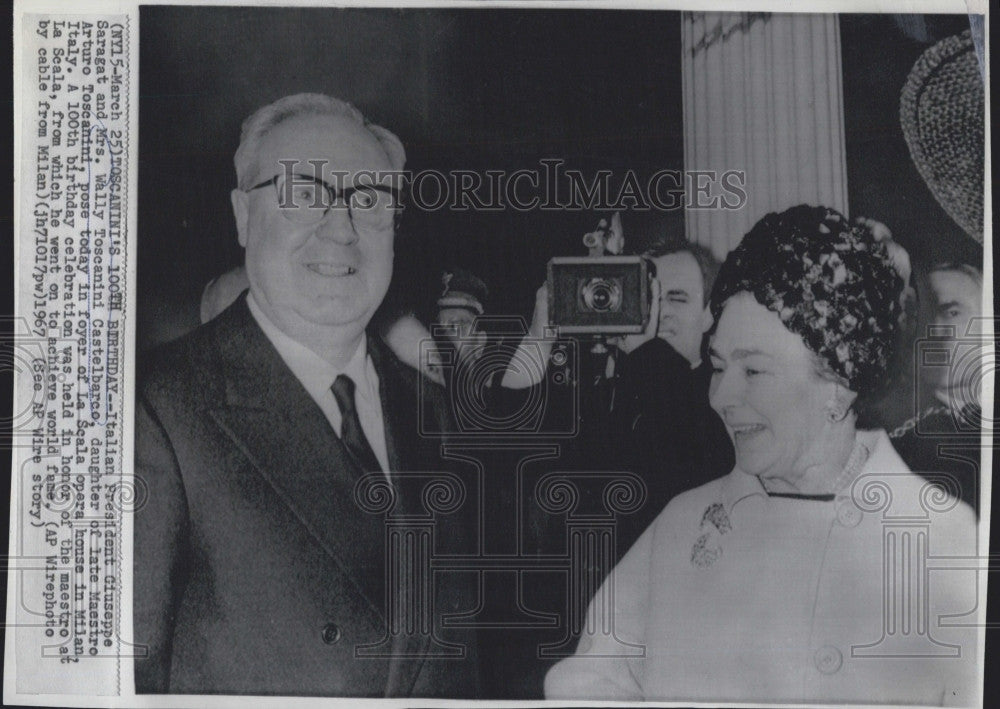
[{"xmin": 134, "ymin": 94, "xmax": 478, "ymax": 695}]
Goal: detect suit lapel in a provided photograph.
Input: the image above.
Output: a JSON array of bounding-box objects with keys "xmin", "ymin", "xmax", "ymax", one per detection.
[
  {"xmin": 368, "ymin": 337, "xmax": 436, "ymax": 695},
  {"xmin": 370, "ymin": 337, "xmax": 425, "ymax": 475},
  {"xmin": 206, "ymin": 296, "xmax": 389, "ymax": 621}
]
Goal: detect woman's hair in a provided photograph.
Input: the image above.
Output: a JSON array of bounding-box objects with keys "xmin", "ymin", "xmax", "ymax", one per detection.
[
  {"xmin": 710, "ymin": 205, "xmax": 903, "ymax": 397},
  {"xmin": 233, "ymin": 93, "xmax": 406, "ymax": 190}
]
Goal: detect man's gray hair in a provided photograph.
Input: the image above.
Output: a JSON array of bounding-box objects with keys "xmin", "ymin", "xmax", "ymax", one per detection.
[{"xmin": 233, "ymin": 93, "xmax": 406, "ymax": 190}]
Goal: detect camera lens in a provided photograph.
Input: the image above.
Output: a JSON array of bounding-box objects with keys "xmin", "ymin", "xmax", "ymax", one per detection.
[
  {"xmin": 590, "ymin": 284, "xmax": 612, "ymax": 310},
  {"xmin": 581, "ymin": 278, "xmax": 622, "ymax": 313}
]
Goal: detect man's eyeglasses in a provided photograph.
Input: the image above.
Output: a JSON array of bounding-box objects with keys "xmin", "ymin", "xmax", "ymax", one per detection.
[{"xmin": 247, "ymin": 173, "xmax": 401, "ymax": 229}]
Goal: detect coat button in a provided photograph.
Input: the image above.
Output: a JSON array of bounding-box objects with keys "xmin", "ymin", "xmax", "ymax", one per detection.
[
  {"xmin": 835, "ymin": 501, "xmax": 862, "ymax": 528},
  {"xmin": 814, "ymin": 645, "xmax": 843, "ymax": 674},
  {"xmin": 321, "ymin": 623, "xmax": 342, "ymax": 645}
]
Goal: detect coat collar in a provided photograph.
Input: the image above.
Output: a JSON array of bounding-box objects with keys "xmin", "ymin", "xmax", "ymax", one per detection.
[
  {"xmin": 245, "ymin": 291, "xmax": 380, "ymax": 416},
  {"xmin": 207, "ymin": 295, "xmax": 389, "ymax": 610},
  {"xmin": 209, "ymin": 293, "xmax": 416, "ymax": 470},
  {"xmin": 719, "ymin": 429, "xmax": 902, "ymax": 513}
]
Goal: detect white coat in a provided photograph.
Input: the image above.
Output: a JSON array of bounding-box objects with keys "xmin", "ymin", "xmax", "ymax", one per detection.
[{"xmin": 545, "ymin": 429, "xmax": 980, "ymax": 706}]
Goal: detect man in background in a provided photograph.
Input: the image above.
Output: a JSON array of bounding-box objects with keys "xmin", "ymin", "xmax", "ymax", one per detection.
[
  {"xmin": 503, "ymin": 233, "xmax": 733, "ymax": 557},
  {"xmin": 606, "ymin": 237, "xmax": 734, "ymax": 550},
  {"xmin": 433, "ymin": 268, "xmax": 490, "ymax": 367},
  {"xmin": 891, "ymin": 261, "xmax": 984, "ymax": 515}
]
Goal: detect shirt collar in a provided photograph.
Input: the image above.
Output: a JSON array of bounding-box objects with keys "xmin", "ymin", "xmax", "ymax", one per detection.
[{"xmin": 247, "ymin": 292, "xmax": 377, "ymax": 406}]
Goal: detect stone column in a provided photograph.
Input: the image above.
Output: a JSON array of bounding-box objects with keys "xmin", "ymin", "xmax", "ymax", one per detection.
[{"xmin": 682, "ymin": 12, "xmax": 849, "ymax": 260}]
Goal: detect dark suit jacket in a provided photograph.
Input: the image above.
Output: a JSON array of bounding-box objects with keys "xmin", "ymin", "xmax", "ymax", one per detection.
[
  {"xmin": 486, "ymin": 338, "xmax": 733, "ymax": 561},
  {"xmin": 605, "ymin": 338, "xmax": 734, "ymax": 556},
  {"xmin": 134, "ymin": 294, "xmax": 479, "ymax": 696},
  {"xmin": 890, "ymin": 402, "xmax": 981, "ymax": 517}
]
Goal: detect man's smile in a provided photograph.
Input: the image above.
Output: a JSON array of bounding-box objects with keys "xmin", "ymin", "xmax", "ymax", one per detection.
[{"xmin": 305, "ymin": 262, "xmax": 357, "ymax": 277}]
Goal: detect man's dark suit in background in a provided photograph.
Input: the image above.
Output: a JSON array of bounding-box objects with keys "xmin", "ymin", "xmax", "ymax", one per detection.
[{"xmin": 607, "ymin": 337, "xmax": 734, "ymax": 553}]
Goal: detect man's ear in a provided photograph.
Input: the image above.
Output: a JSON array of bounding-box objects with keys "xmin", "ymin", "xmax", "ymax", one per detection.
[
  {"xmin": 699, "ymin": 304, "xmax": 714, "ymax": 334},
  {"xmin": 231, "ymin": 189, "xmax": 249, "ymax": 248}
]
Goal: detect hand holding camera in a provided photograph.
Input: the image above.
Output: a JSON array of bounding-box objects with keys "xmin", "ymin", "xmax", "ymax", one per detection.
[
  {"xmin": 506, "ymin": 213, "xmax": 657, "ymax": 387},
  {"xmin": 609, "ymin": 277, "xmax": 661, "ymax": 355},
  {"xmin": 501, "ymin": 282, "xmax": 556, "ymax": 390}
]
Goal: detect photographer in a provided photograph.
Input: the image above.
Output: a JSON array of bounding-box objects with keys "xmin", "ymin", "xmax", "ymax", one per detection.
[
  {"xmin": 606, "ymin": 237, "xmax": 734, "ymax": 548},
  {"xmin": 503, "ymin": 220, "xmax": 733, "ymax": 558}
]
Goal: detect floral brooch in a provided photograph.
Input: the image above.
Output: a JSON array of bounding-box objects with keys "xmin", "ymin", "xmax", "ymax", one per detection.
[{"xmin": 691, "ymin": 502, "xmax": 732, "ymax": 568}]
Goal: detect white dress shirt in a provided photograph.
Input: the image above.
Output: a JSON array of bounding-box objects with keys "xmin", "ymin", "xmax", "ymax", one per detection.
[{"xmin": 248, "ymin": 294, "xmax": 390, "ymax": 473}]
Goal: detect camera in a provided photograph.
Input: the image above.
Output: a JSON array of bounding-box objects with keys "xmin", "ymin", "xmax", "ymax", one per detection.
[
  {"xmin": 418, "ymin": 316, "xmax": 579, "ymax": 438},
  {"xmin": 547, "ymin": 256, "xmax": 650, "ymax": 334}
]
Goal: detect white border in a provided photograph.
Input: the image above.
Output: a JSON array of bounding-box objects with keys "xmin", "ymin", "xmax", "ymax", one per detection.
[{"xmin": 7, "ymin": 2, "xmax": 992, "ymax": 708}]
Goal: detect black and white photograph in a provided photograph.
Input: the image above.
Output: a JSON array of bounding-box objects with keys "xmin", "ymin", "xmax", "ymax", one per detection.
[{"xmin": 6, "ymin": 2, "xmax": 990, "ymax": 707}]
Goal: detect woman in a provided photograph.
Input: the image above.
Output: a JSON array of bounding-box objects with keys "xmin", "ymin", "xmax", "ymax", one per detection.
[{"xmin": 544, "ymin": 206, "xmax": 978, "ymax": 705}]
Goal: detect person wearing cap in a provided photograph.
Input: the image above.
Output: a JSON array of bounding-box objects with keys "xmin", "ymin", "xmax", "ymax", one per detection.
[
  {"xmin": 544, "ymin": 205, "xmax": 977, "ymax": 705},
  {"xmin": 433, "ymin": 268, "xmax": 490, "ymax": 368},
  {"xmin": 426, "ymin": 267, "xmax": 519, "ymax": 413}
]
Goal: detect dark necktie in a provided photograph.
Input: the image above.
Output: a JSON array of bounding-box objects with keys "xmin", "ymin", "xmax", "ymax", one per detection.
[{"xmin": 330, "ymin": 374, "xmax": 383, "ymax": 473}]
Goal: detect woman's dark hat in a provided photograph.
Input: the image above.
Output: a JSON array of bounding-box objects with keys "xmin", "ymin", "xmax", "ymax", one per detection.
[
  {"xmin": 710, "ymin": 205, "xmax": 903, "ymax": 396},
  {"xmin": 900, "ymin": 30, "xmax": 984, "ymax": 243}
]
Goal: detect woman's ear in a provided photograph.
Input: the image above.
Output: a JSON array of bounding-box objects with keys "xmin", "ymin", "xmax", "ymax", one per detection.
[
  {"xmin": 231, "ymin": 189, "xmax": 249, "ymax": 248},
  {"xmin": 826, "ymin": 382, "xmax": 858, "ymax": 422}
]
